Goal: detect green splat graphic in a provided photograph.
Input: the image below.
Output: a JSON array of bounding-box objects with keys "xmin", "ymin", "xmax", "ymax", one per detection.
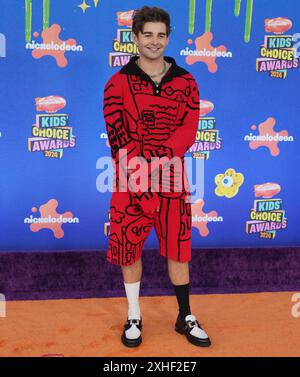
[
  {"xmin": 25, "ymin": 0, "xmax": 32, "ymax": 42},
  {"xmin": 187, "ymin": 0, "xmax": 254, "ymax": 43},
  {"xmin": 25, "ymin": 0, "xmax": 51, "ymax": 42},
  {"xmin": 244, "ymin": 0, "xmax": 253, "ymax": 43},
  {"xmin": 234, "ymin": 0, "xmax": 241, "ymax": 17},
  {"xmin": 43, "ymin": 0, "xmax": 50, "ymax": 30},
  {"xmin": 189, "ymin": 0, "xmax": 196, "ymax": 35},
  {"xmin": 205, "ymin": 0, "xmax": 212, "ymax": 33}
]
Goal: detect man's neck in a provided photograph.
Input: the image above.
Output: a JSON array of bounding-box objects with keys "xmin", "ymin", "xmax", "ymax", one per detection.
[{"xmin": 137, "ymin": 55, "xmax": 166, "ymax": 75}]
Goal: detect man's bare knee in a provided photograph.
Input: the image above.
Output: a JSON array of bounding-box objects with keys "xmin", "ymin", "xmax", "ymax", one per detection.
[{"xmin": 121, "ymin": 258, "xmax": 142, "ymax": 283}]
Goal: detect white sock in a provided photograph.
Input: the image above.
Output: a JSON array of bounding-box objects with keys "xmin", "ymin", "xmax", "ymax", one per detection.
[
  {"xmin": 124, "ymin": 281, "xmax": 141, "ymax": 320},
  {"xmin": 124, "ymin": 281, "xmax": 141, "ymax": 339}
]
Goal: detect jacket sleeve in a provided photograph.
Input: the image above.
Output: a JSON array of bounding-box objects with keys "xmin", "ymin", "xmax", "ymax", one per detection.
[
  {"xmin": 142, "ymin": 76, "xmax": 200, "ymax": 161},
  {"xmin": 103, "ymin": 73, "xmax": 160, "ymax": 213}
]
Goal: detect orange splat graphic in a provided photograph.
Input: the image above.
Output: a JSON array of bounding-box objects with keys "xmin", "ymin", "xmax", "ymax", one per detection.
[
  {"xmin": 249, "ymin": 117, "xmax": 289, "ymax": 157},
  {"xmin": 191, "ymin": 199, "xmax": 218, "ymax": 237},
  {"xmin": 185, "ymin": 32, "xmax": 227, "ymax": 73},
  {"xmin": 30, "ymin": 199, "xmax": 73, "ymax": 239},
  {"xmin": 32, "ymin": 24, "xmax": 77, "ymax": 68}
]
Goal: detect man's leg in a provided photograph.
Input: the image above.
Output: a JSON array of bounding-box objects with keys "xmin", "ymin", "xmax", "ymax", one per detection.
[
  {"xmin": 168, "ymin": 259, "xmax": 189, "ymax": 285},
  {"xmin": 153, "ymin": 195, "xmax": 192, "ymax": 321},
  {"xmin": 107, "ymin": 191, "xmax": 154, "ymax": 347},
  {"xmin": 168, "ymin": 258, "xmax": 211, "ymax": 347},
  {"xmin": 121, "ymin": 258, "xmax": 142, "ymax": 320},
  {"xmin": 155, "ymin": 196, "xmax": 210, "ymax": 346},
  {"xmin": 168, "ymin": 259, "xmax": 191, "ymax": 321},
  {"xmin": 121, "ymin": 257, "xmax": 143, "ymax": 283},
  {"xmin": 120, "ymin": 258, "xmax": 143, "ymax": 347}
]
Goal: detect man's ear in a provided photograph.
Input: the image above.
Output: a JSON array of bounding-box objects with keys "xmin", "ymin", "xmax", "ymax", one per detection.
[{"xmin": 132, "ymin": 32, "xmax": 138, "ymax": 45}]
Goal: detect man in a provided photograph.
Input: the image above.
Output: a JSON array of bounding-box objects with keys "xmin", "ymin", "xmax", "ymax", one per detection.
[{"xmin": 103, "ymin": 6, "xmax": 211, "ymax": 348}]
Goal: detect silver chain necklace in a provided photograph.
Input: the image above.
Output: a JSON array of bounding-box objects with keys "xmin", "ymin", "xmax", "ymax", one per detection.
[{"xmin": 136, "ymin": 59, "xmax": 167, "ymax": 85}]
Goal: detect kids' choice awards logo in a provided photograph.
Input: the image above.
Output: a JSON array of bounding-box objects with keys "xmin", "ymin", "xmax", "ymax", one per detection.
[
  {"xmin": 256, "ymin": 17, "xmax": 299, "ymax": 79},
  {"xmin": 0, "ymin": 33, "xmax": 6, "ymax": 58},
  {"xmin": 109, "ymin": 10, "xmax": 139, "ymax": 67},
  {"xmin": 246, "ymin": 182, "xmax": 287, "ymax": 239},
  {"xmin": 188, "ymin": 100, "xmax": 222, "ymax": 160},
  {"xmin": 28, "ymin": 96, "xmax": 76, "ymax": 159}
]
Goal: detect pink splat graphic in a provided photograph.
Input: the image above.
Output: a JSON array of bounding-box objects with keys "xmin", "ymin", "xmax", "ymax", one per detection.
[
  {"xmin": 200, "ymin": 99, "xmax": 214, "ymax": 117},
  {"xmin": 30, "ymin": 199, "xmax": 74, "ymax": 239},
  {"xmin": 32, "ymin": 24, "xmax": 77, "ymax": 68},
  {"xmin": 249, "ymin": 117, "xmax": 289, "ymax": 157},
  {"xmin": 185, "ymin": 32, "xmax": 227, "ymax": 73},
  {"xmin": 191, "ymin": 199, "xmax": 218, "ymax": 237}
]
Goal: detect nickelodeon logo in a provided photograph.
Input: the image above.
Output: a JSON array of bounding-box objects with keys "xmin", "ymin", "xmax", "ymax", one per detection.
[
  {"xmin": 24, "ymin": 199, "xmax": 79, "ymax": 239},
  {"xmin": 25, "ymin": 24, "xmax": 83, "ymax": 68},
  {"xmin": 182, "ymin": 32, "xmax": 232, "ymax": 73},
  {"xmin": 0, "ymin": 33, "xmax": 6, "ymax": 57}
]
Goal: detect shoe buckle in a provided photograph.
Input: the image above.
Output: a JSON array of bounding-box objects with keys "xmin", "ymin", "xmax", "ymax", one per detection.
[{"xmin": 187, "ymin": 320, "xmax": 198, "ymax": 329}]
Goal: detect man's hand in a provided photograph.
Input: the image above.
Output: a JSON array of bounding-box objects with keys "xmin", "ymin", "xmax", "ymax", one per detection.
[
  {"xmin": 125, "ymin": 166, "xmax": 135, "ymax": 176},
  {"xmin": 126, "ymin": 166, "xmax": 160, "ymax": 214}
]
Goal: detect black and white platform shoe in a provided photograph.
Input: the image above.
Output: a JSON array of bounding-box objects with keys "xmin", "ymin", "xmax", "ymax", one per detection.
[
  {"xmin": 175, "ymin": 314, "xmax": 211, "ymax": 347},
  {"xmin": 121, "ymin": 318, "xmax": 143, "ymax": 347}
]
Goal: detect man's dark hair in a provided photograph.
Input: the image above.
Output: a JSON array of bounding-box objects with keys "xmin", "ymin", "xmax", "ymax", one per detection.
[{"xmin": 132, "ymin": 6, "xmax": 171, "ymax": 37}]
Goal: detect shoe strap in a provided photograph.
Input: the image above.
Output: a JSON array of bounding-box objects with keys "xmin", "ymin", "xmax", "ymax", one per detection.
[
  {"xmin": 128, "ymin": 319, "xmax": 141, "ymax": 325},
  {"xmin": 186, "ymin": 319, "xmax": 201, "ymax": 329}
]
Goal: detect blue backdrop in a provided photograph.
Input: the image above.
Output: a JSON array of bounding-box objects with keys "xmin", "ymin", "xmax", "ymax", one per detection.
[{"xmin": 0, "ymin": 0, "xmax": 299, "ymax": 251}]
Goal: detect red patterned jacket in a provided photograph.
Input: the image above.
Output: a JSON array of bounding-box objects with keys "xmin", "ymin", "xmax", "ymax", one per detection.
[{"xmin": 103, "ymin": 55, "xmax": 200, "ymax": 213}]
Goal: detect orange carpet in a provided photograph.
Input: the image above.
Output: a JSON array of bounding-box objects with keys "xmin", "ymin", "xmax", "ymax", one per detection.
[{"xmin": 0, "ymin": 291, "xmax": 299, "ymax": 357}]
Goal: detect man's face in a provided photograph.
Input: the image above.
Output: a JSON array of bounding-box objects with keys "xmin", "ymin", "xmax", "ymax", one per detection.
[{"xmin": 133, "ymin": 22, "xmax": 170, "ymax": 60}]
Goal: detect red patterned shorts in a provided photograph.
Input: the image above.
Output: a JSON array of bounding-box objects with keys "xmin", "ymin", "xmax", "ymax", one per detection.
[{"xmin": 107, "ymin": 191, "xmax": 192, "ymax": 266}]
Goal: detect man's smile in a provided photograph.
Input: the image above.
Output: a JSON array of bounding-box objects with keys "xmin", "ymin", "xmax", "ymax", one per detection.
[{"xmin": 147, "ymin": 47, "xmax": 161, "ymax": 52}]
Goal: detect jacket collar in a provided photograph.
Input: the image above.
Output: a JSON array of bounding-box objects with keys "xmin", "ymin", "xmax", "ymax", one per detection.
[{"xmin": 120, "ymin": 55, "xmax": 188, "ymax": 80}]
